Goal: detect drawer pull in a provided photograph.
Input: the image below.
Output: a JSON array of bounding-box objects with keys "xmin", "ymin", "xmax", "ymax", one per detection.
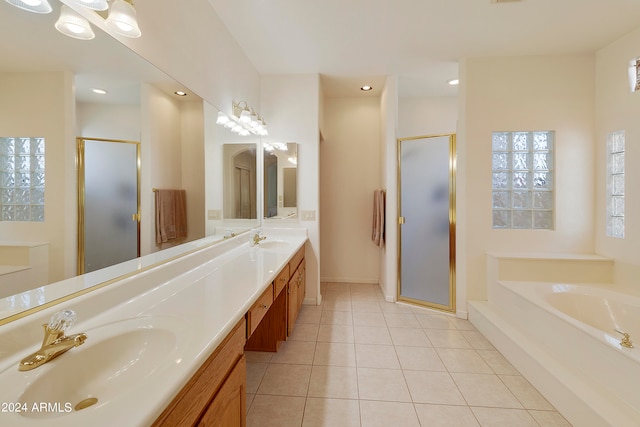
[{"xmin": 262, "ymin": 304, "xmax": 268, "ymax": 309}]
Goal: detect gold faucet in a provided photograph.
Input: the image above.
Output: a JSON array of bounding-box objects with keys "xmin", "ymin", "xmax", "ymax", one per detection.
[
  {"xmin": 615, "ymin": 329, "xmax": 633, "ymax": 349},
  {"xmin": 19, "ymin": 309, "xmax": 87, "ymax": 371},
  {"xmin": 252, "ymin": 232, "xmax": 267, "ymax": 246}
]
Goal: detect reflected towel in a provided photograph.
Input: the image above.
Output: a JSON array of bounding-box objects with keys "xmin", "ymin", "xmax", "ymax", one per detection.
[
  {"xmin": 155, "ymin": 189, "xmax": 187, "ymax": 244},
  {"xmin": 372, "ymin": 189, "xmax": 386, "ymax": 247}
]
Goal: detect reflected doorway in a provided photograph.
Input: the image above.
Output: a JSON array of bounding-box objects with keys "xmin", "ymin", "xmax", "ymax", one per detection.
[
  {"xmin": 397, "ymin": 134, "xmax": 456, "ymax": 312},
  {"xmin": 77, "ymin": 137, "xmax": 140, "ymax": 274}
]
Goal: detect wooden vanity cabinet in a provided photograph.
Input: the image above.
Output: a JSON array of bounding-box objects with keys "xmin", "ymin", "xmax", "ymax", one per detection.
[
  {"xmin": 287, "ymin": 248, "xmax": 305, "ymax": 336},
  {"xmin": 152, "ymin": 319, "xmax": 246, "ymax": 427}
]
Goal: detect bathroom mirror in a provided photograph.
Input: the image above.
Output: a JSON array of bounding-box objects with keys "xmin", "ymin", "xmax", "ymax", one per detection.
[
  {"xmin": 223, "ymin": 143, "xmax": 258, "ymax": 220},
  {"xmin": 0, "ymin": 2, "xmax": 250, "ymax": 323},
  {"xmin": 264, "ymin": 142, "xmax": 298, "ymax": 220}
]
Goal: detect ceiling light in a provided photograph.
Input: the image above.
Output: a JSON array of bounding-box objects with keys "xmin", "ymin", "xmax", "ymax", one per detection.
[
  {"xmin": 68, "ymin": 0, "xmax": 108, "ymax": 11},
  {"xmin": 218, "ymin": 101, "xmax": 268, "ymax": 136},
  {"xmin": 448, "ymin": 79, "xmax": 459, "ymax": 85},
  {"xmin": 174, "ymin": 91, "xmax": 187, "ymax": 96},
  {"xmin": 361, "ymin": 85, "xmax": 373, "ymax": 91},
  {"xmin": 5, "ymin": 0, "xmax": 52, "ymax": 14},
  {"xmin": 91, "ymin": 88, "xmax": 107, "ymax": 94},
  {"xmin": 105, "ymin": 0, "xmax": 141, "ymax": 38},
  {"xmin": 55, "ymin": 5, "xmax": 95, "ymax": 40}
]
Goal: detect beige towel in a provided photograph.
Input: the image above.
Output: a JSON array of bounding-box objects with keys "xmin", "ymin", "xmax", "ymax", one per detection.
[
  {"xmin": 372, "ymin": 189, "xmax": 386, "ymax": 247},
  {"xmin": 155, "ymin": 189, "xmax": 187, "ymax": 244}
]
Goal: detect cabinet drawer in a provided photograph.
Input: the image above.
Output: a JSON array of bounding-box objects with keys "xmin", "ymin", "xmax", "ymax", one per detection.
[
  {"xmin": 247, "ymin": 284, "xmax": 274, "ymax": 337},
  {"xmin": 274, "ymin": 265, "xmax": 289, "ymax": 297},
  {"xmin": 288, "ymin": 246, "xmax": 305, "ymax": 277}
]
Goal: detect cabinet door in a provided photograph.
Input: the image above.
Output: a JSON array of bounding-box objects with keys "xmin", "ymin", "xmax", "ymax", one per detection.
[
  {"xmin": 296, "ymin": 260, "xmax": 305, "ymax": 311},
  {"xmin": 287, "ymin": 274, "xmax": 299, "ymax": 336},
  {"xmin": 198, "ymin": 356, "xmax": 246, "ymax": 427}
]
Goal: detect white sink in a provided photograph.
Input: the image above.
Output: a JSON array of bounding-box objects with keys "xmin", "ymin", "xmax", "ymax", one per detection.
[{"xmin": 0, "ymin": 315, "xmax": 188, "ymax": 420}]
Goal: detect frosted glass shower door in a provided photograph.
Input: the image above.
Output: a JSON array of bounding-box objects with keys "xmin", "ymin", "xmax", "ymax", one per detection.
[
  {"xmin": 78, "ymin": 138, "xmax": 140, "ymax": 274},
  {"xmin": 398, "ymin": 134, "xmax": 456, "ymax": 312}
]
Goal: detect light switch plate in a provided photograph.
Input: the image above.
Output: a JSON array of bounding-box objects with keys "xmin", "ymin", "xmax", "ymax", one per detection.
[
  {"xmin": 207, "ymin": 209, "xmax": 221, "ymax": 220},
  {"xmin": 301, "ymin": 210, "xmax": 316, "ymax": 221}
]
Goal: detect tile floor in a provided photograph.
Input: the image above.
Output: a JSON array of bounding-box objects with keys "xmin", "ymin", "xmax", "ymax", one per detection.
[{"xmin": 245, "ymin": 282, "xmax": 572, "ymax": 427}]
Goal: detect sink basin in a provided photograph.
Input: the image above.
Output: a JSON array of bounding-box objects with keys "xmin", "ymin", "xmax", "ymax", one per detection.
[
  {"xmin": 0, "ymin": 315, "xmax": 187, "ymax": 420},
  {"xmin": 258, "ymin": 240, "xmax": 290, "ymax": 249}
]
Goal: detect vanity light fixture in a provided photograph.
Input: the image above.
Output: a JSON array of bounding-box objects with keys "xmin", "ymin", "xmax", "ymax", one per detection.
[
  {"xmin": 361, "ymin": 85, "xmax": 373, "ymax": 91},
  {"xmin": 447, "ymin": 79, "xmax": 459, "ymax": 85},
  {"xmin": 91, "ymin": 88, "xmax": 107, "ymax": 94},
  {"xmin": 215, "ymin": 101, "xmax": 268, "ymax": 136},
  {"xmin": 6, "ymin": 0, "xmax": 142, "ymax": 39},
  {"xmin": 5, "ymin": 0, "xmax": 52, "ymax": 14},
  {"xmin": 55, "ymin": 4, "xmax": 95, "ymax": 40}
]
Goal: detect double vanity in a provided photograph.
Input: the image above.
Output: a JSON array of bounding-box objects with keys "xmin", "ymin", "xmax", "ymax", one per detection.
[{"xmin": 0, "ymin": 228, "xmax": 308, "ymax": 426}]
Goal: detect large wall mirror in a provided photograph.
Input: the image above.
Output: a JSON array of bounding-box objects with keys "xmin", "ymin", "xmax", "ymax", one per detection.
[
  {"xmin": 0, "ymin": 2, "xmax": 253, "ymax": 323},
  {"xmin": 264, "ymin": 142, "xmax": 297, "ymax": 220}
]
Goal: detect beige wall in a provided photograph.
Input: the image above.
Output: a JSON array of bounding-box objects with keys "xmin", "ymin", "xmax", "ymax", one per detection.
[
  {"xmin": 320, "ymin": 97, "xmax": 382, "ymax": 283},
  {"xmin": 461, "ymin": 54, "xmax": 596, "ymax": 301},
  {"xmin": 398, "ymin": 96, "xmax": 458, "ymax": 138},
  {"xmin": 0, "ymin": 71, "xmax": 75, "ymax": 283},
  {"xmin": 595, "ymin": 26, "xmax": 640, "ymax": 290}
]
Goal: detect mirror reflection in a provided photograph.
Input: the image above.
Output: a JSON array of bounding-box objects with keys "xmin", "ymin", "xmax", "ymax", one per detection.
[
  {"xmin": 223, "ymin": 143, "xmax": 257, "ymax": 220},
  {"xmin": 263, "ymin": 142, "xmax": 297, "ymax": 220},
  {"xmin": 0, "ymin": 2, "xmax": 256, "ymax": 322}
]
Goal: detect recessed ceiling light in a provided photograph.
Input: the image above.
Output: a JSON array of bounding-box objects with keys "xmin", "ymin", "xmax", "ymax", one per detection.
[
  {"xmin": 91, "ymin": 88, "xmax": 107, "ymax": 95},
  {"xmin": 447, "ymin": 79, "xmax": 459, "ymax": 86},
  {"xmin": 174, "ymin": 91, "xmax": 187, "ymax": 96},
  {"xmin": 360, "ymin": 85, "xmax": 373, "ymax": 91}
]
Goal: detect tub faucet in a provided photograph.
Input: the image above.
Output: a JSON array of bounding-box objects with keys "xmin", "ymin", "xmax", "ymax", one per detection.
[
  {"xmin": 614, "ymin": 329, "xmax": 633, "ymax": 349},
  {"xmin": 252, "ymin": 232, "xmax": 267, "ymax": 246},
  {"xmin": 19, "ymin": 309, "xmax": 87, "ymax": 371}
]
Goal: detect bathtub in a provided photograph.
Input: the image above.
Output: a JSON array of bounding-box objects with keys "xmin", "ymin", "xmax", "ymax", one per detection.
[{"xmin": 469, "ymin": 281, "xmax": 640, "ymax": 427}]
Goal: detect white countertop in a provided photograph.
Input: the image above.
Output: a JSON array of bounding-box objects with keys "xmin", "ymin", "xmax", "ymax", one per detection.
[{"xmin": 0, "ymin": 228, "xmax": 307, "ymax": 426}]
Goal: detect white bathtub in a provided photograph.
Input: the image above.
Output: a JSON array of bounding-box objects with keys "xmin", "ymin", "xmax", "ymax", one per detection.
[{"xmin": 469, "ymin": 281, "xmax": 640, "ymax": 427}]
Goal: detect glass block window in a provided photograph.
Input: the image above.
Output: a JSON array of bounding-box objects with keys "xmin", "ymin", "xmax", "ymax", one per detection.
[
  {"xmin": 0, "ymin": 137, "xmax": 45, "ymax": 222},
  {"xmin": 606, "ymin": 131, "xmax": 625, "ymax": 238},
  {"xmin": 492, "ymin": 131, "xmax": 554, "ymax": 229}
]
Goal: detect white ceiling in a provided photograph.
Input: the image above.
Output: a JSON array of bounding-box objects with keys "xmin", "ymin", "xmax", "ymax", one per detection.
[{"xmin": 207, "ymin": 0, "xmax": 640, "ymax": 97}]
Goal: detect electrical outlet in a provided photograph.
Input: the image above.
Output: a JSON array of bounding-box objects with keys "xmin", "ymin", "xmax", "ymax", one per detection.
[
  {"xmin": 207, "ymin": 209, "xmax": 221, "ymax": 220},
  {"xmin": 301, "ymin": 210, "xmax": 316, "ymax": 221}
]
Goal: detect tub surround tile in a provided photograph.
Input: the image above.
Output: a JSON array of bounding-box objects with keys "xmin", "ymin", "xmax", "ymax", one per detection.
[
  {"xmin": 302, "ymin": 398, "xmax": 361, "ymax": 427},
  {"xmin": 359, "ymin": 401, "xmax": 420, "ymax": 427},
  {"xmin": 414, "ymin": 404, "xmax": 480, "ymax": 427}
]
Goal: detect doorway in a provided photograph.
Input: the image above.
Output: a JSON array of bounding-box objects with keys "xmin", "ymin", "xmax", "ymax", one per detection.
[
  {"xmin": 397, "ymin": 134, "xmax": 456, "ymax": 312},
  {"xmin": 77, "ymin": 137, "xmax": 140, "ymax": 274}
]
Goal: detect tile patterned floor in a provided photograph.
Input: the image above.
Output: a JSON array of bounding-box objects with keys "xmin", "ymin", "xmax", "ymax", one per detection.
[{"xmin": 245, "ymin": 283, "xmax": 572, "ymax": 427}]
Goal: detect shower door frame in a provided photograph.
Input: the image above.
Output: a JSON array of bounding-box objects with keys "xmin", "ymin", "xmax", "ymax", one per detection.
[
  {"xmin": 77, "ymin": 137, "xmax": 141, "ymax": 275},
  {"xmin": 396, "ymin": 133, "xmax": 457, "ymax": 313}
]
